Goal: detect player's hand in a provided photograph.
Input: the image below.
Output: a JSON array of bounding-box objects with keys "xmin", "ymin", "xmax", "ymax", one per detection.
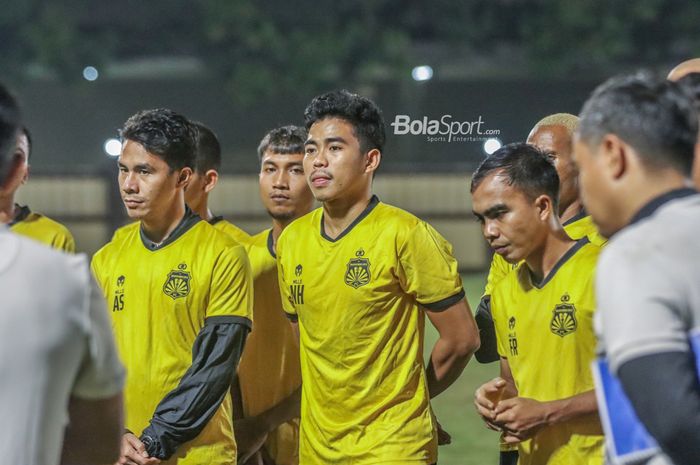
[
  {"xmin": 436, "ymin": 420, "xmax": 452, "ymax": 445},
  {"xmin": 234, "ymin": 416, "xmax": 270, "ymax": 463},
  {"xmin": 474, "ymin": 377, "xmax": 507, "ymax": 431},
  {"xmin": 493, "ymin": 397, "xmax": 549, "ymax": 441},
  {"xmin": 116, "ymin": 433, "xmax": 161, "ymax": 465}
]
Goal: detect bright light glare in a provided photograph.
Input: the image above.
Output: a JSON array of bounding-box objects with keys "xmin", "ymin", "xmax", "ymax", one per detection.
[
  {"xmin": 104, "ymin": 138, "xmax": 122, "ymax": 157},
  {"xmin": 483, "ymin": 137, "xmax": 502, "ymax": 155},
  {"xmin": 411, "ymin": 65, "xmax": 434, "ymax": 81}
]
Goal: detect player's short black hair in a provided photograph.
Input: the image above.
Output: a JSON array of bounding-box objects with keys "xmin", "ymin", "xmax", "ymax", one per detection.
[
  {"xmin": 676, "ymin": 72, "xmax": 700, "ymax": 112},
  {"xmin": 471, "ymin": 142, "xmax": 560, "ymax": 212},
  {"xmin": 257, "ymin": 125, "xmax": 307, "ymax": 159},
  {"xmin": 0, "ymin": 83, "xmax": 21, "ymax": 183},
  {"xmin": 578, "ymin": 72, "xmax": 698, "ymax": 175},
  {"xmin": 120, "ymin": 108, "xmax": 196, "ymax": 171},
  {"xmin": 303, "ymin": 89, "xmax": 386, "ymax": 154},
  {"xmin": 191, "ymin": 121, "xmax": 221, "ymax": 174}
]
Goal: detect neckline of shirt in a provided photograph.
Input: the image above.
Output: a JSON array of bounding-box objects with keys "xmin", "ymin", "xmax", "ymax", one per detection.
[
  {"xmin": 139, "ymin": 206, "xmax": 201, "ymax": 251},
  {"xmin": 529, "ymin": 236, "xmax": 591, "ymax": 289},
  {"xmin": 626, "ymin": 187, "xmax": 698, "ymax": 230},
  {"xmin": 319, "ymin": 195, "xmax": 380, "ymax": 243}
]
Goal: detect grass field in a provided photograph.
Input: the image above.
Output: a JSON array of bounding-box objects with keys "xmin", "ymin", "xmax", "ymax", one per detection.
[{"xmin": 424, "ymin": 272, "xmax": 501, "ymax": 465}]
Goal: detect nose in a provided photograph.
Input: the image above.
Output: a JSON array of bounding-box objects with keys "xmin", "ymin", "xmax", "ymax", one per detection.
[
  {"xmin": 121, "ymin": 171, "xmax": 138, "ymax": 194},
  {"xmin": 312, "ymin": 148, "xmax": 329, "ymax": 168},
  {"xmin": 273, "ymin": 169, "xmax": 288, "ymax": 190},
  {"xmin": 483, "ymin": 219, "xmax": 499, "ymax": 242}
]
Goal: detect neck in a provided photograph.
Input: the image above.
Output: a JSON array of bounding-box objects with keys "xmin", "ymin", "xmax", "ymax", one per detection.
[
  {"xmin": 270, "ymin": 218, "xmax": 291, "ymax": 252},
  {"xmin": 559, "ymin": 198, "xmax": 583, "ymax": 224},
  {"xmin": 191, "ymin": 199, "xmax": 213, "ymax": 222},
  {"xmin": 141, "ymin": 201, "xmax": 186, "ymax": 244},
  {"xmin": 0, "ymin": 194, "xmax": 16, "ymax": 224},
  {"xmin": 322, "ymin": 192, "xmax": 373, "ymax": 239},
  {"xmin": 620, "ymin": 173, "xmax": 691, "ymax": 227},
  {"xmin": 525, "ymin": 220, "xmax": 575, "ymax": 284}
]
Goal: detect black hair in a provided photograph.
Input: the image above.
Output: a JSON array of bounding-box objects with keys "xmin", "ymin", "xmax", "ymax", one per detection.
[
  {"xmin": 120, "ymin": 108, "xmax": 196, "ymax": 171},
  {"xmin": 191, "ymin": 121, "xmax": 221, "ymax": 174},
  {"xmin": 257, "ymin": 125, "xmax": 307, "ymax": 159},
  {"xmin": 303, "ymin": 89, "xmax": 385, "ymax": 154},
  {"xmin": 676, "ymin": 72, "xmax": 700, "ymax": 112},
  {"xmin": 471, "ymin": 142, "xmax": 560, "ymax": 211},
  {"xmin": 0, "ymin": 83, "xmax": 21, "ymax": 182},
  {"xmin": 578, "ymin": 72, "xmax": 698, "ymax": 175}
]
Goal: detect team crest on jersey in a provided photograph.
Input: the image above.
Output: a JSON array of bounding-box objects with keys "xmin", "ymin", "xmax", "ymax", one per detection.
[
  {"xmin": 507, "ymin": 316, "xmax": 518, "ymax": 356},
  {"xmin": 163, "ymin": 263, "xmax": 191, "ymax": 300},
  {"xmin": 550, "ymin": 293, "xmax": 577, "ymax": 337},
  {"xmin": 344, "ymin": 248, "xmax": 371, "ymax": 289}
]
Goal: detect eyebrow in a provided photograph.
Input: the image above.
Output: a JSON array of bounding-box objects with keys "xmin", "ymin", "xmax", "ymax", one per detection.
[
  {"xmin": 304, "ymin": 136, "xmax": 348, "ymax": 146},
  {"xmin": 473, "ymin": 203, "xmax": 508, "ymax": 218},
  {"xmin": 118, "ymin": 162, "xmax": 153, "ymax": 171}
]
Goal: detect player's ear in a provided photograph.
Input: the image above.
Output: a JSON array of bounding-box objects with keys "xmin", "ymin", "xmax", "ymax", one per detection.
[
  {"xmin": 364, "ymin": 148, "xmax": 381, "ymax": 174},
  {"xmin": 177, "ymin": 167, "xmax": 192, "ymax": 188},
  {"xmin": 21, "ymin": 163, "xmax": 29, "ymax": 184},
  {"xmin": 534, "ymin": 194, "xmax": 554, "ymax": 221},
  {"xmin": 600, "ymin": 134, "xmax": 626, "ymax": 180},
  {"xmin": 203, "ymin": 169, "xmax": 219, "ymax": 194}
]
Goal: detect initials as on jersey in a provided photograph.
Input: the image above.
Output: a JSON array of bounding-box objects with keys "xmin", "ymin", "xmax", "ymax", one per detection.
[
  {"xmin": 112, "ymin": 275, "xmax": 125, "ymax": 312},
  {"xmin": 289, "ymin": 263, "xmax": 304, "ymax": 305}
]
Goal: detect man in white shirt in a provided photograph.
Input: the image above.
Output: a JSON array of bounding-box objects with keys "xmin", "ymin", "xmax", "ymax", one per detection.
[{"xmin": 0, "ymin": 82, "xmax": 126, "ymax": 465}]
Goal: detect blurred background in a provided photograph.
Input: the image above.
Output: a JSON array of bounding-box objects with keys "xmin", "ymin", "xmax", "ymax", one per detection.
[
  {"xmin": 4, "ymin": 2, "xmax": 698, "ymax": 463},
  {"xmin": 5, "ymin": 0, "xmax": 699, "ymax": 261}
]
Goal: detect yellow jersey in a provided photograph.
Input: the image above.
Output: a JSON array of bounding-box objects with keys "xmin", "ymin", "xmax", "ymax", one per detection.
[
  {"xmin": 237, "ymin": 229, "xmax": 301, "ymax": 465},
  {"xmin": 92, "ymin": 212, "xmax": 253, "ymax": 465},
  {"xmin": 211, "ymin": 216, "xmax": 251, "ymax": 245},
  {"xmin": 491, "ymin": 238, "xmax": 604, "ymax": 465},
  {"xmin": 483, "ymin": 211, "xmax": 604, "ymax": 296},
  {"xmin": 277, "ymin": 196, "xmax": 464, "ymax": 465},
  {"xmin": 10, "ymin": 205, "xmax": 75, "ymax": 252}
]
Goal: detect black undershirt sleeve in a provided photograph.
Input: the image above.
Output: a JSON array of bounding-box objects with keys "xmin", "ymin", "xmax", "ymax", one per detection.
[
  {"xmin": 617, "ymin": 351, "xmax": 700, "ymax": 465},
  {"xmin": 474, "ymin": 295, "xmax": 499, "ymax": 363},
  {"xmin": 140, "ymin": 317, "xmax": 250, "ymax": 460}
]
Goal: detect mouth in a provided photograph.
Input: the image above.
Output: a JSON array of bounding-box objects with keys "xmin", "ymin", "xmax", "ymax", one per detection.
[
  {"xmin": 270, "ymin": 193, "xmax": 290, "ymax": 202},
  {"xmin": 492, "ymin": 244, "xmax": 509, "ymax": 256},
  {"xmin": 123, "ymin": 199, "xmax": 144, "ymax": 208},
  {"xmin": 310, "ymin": 172, "xmax": 332, "ymax": 188}
]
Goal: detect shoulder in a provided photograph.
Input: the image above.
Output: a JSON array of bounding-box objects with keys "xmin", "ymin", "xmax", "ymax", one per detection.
[
  {"xmin": 214, "ymin": 220, "xmax": 252, "ymax": 245},
  {"xmin": 10, "ymin": 232, "xmax": 89, "ymax": 287},
  {"xmin": 278, "ymin": 208, "xmax": 322, "ymax": 245}
]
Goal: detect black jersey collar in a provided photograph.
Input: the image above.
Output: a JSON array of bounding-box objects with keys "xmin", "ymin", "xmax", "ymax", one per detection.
[
  {"xmin": 529, "ymin": 237, "xmax": 590, "ymax": 289},
  {"xmin": 140, "ymin": 206, "xmax": 201, "ymax": 251},
  {"xmin": 562, "ymin": 208, "xmax": 587, "ymax": 227},
  {"xmin": 320, "ymin": 195, "xmax": 380, "ymax": 243},
  {"xmin": 628, "ymin": 187, "xmax": 698, "ymax": 228},
  {"xmin": 266, "ymin": 229, "xmax": 277, "ymax": 259},
  {"xmin": 9, "ymin": 204, "xmax": 31, "ymax": 226},
  {"xmin": 209, "ymin": 215, "xmax": 224, "ymax": 225}
]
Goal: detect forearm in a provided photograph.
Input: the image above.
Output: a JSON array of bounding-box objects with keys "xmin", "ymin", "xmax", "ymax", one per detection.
[
  {"xmin": 541, "ymin": 390, "xmax": 598, "ymax": 426},
  {"xmin": 255, "ymin": 387, "xmax": 301, "ymax": 432},
  {"xmin": 142, "ymin": 319, "xmax": 249, "ymax": 460},
  {"xmin": 426, "ymin": 337, "xmax": 474, "ymax": 398}
]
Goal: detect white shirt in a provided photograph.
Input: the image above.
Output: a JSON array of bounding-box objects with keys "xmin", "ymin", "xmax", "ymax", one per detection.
[{"xmin": 0, "ymin": 228, "xmax": 125, "ymax": 465}]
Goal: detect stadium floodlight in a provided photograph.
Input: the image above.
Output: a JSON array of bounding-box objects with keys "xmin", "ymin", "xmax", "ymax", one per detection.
[
  {"xmin": 82, "ymin": 66, "xmax": 99, "ymax": 81},
  {"xmin": 411, "ymin": 65, "xmax": 433, "ymax": 82},
  {"xmin": 104, "ymin": 138, "xmax": 122, "ymax": 157},
  {"xmin": 483, "ymin": 137, "xmax": 502, "ymax": 155}
]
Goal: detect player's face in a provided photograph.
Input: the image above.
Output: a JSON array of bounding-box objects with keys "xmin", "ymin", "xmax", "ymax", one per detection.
[
  {"xmin": 259, "ymin": 151, "xmax": 314, "ymax": 222},
  {"xmin": 118, "ymin": 140, "xmax": 185, "ymax": 221},
  {"xmin": 572, "ymin": 137, "xmax": 619, "ymax": 238},
  {"xmin": 527, "ymin": 125, "xmax": 578, "ymax": 215},
  {"xmin": 472, "ymin": 171, "xmax": 550, "ymax": 264},
  {"xmin": 304, "ymin": 117, "xmax": 377, "ymax": 203}
]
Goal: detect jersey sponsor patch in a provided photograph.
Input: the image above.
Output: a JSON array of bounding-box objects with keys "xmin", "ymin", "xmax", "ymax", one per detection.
[{"xmin": 163, "ymin": 263, "xmax": 192, "ymax": 299}]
